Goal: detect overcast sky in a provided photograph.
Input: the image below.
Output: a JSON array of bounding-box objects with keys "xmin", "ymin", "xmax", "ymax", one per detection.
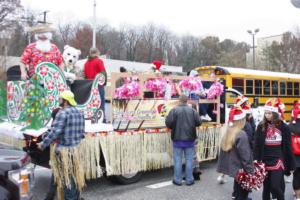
[{"xmin": 21, "ymin": 0, "xmax": 300, "ymax": 44}]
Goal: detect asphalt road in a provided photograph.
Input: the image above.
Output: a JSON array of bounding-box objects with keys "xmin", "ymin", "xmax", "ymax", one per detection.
[{"xmin": 32, "ymin": 161, "xmax": 295, "ymax": 200}]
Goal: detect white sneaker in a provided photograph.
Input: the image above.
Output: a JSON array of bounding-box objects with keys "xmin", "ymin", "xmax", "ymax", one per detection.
[
  {"xmin": 201, "ymin": 114, "xmax": 212, "ymax": 122},
  {"xmin": 217, "ymin": 174, "xmax": 226, "ymax": 184}
]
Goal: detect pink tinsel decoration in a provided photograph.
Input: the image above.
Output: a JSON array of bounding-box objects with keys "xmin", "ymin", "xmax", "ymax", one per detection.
[
  {"xmin": 205, "ymin": 80, "xmax": 224, "ymax": 99},
  {"xmin": 145, "ymin": 78, "xmax": 168, "ymax": 97},
  {"xmin": 179, "ymin": 77, "xmax": 203, "ymax": 95},
  {"xmin": 115, "ymin": 81, "xmax": 140, "ymax": 99},
  {"xmin": 235, "ymin": 161, "xmax": 267, "ymax": 191}
]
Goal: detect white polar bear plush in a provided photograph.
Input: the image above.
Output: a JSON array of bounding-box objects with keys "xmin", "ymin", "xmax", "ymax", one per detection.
[{"xmin": 63, "ymin": 45, "xmax": 81, "ymax": 83}]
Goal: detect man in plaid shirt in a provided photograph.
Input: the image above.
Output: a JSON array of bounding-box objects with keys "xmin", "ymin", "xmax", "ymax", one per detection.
[
  {"xmin": 38, "ymin": 90, "xmax": 85, "ymax": 200},
  {"xmin": 39, "ymin": 91, "xmax": 85, "ymax": 150}
]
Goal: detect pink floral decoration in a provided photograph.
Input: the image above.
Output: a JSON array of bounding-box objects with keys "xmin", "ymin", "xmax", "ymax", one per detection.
[
  {"xmin": 47, "ymin": 81, "xmax": 55, "ymax": 90},
  {"xmin": 58, "ymin": 83, "xmax": 65, "ymax": 92},
  {"xmin": 115, "ymin": 81, "xmax": 140, "ymax": 99},
  {"xmin": 205, "ymin": 80, "xmax": 224, "ymax": 99},
  {"xmin": 47, "ymin": 95, "xmax": 55, "ymax": 102},
  {"xmin": 39, "ymin": 65, "xmax": 49, "ymax": 76},
  {"xmin": 145, "ymin": 78, "xmax": 167, "ymax": 97},
  {"xmin": 92, "ymin": 88, "xmax": 99, "ymax": 95},
  {"xmin": 92, "ymin": 98, "xmax": 100, "ymax": 107},
  {"xmin": 53, "ymin": 72, "xmax": 59, "ymax": 79},
  {"xmin": 179, "ymin": 77, "xmax": 203, "ymax": 95},
  {"xmin": 7, "ymin": 83, "xmax": 14, "ymax": 101}
]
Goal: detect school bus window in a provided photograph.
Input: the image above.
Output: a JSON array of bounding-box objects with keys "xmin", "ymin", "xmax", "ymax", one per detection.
[
  {"xmin": 263, "ymin": 80, "xmax": 270, "ymax": 95},
  {"xmin": 280, "ymin": 81, "xmax": 286, "ymax": 95},
  {"xmin": 246, "ymin": 80, "xmax": 254, "ymax": 94},
  {"xmin": 271, "ymin": 81, "xmax": 278, "ymax": 96},
  {"xmin": 232, "ymin": 78, "xmax": 244, "ymax": 93},
  {"xmin": 287, "ymin": 82, "xmax": 293, "ymax": 96},
  {"xmin": 294, "ymin": 82, "xmax": 300, "ymax": 96},
  {"xmin": 255, "ymin": 80, "xmax": 262, "ymax": 95}
]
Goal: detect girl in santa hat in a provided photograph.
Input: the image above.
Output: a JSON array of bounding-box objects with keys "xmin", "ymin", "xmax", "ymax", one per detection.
[
  {"xmin": 218, "ymin": 96, "xmax": 255, "ymax": 183},
  {"xmin": 289, "ymin": 100, "xmax": 300, "ymax": 200},
  {"xmin": 217, "ymin": 106, "xmax": 254, "ymax": 200},
  {"xmin": 254, "ymin": 98, "xmax": 294, "ymax": 200}
]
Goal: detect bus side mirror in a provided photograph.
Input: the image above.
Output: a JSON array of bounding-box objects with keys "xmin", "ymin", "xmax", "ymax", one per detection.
[{"xmin": 252, "ymin": 97, "xmax": 259, "ymax": 108}]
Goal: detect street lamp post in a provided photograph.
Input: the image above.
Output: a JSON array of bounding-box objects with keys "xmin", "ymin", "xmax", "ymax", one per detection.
[
  {"xmin": 92, "ymin": 0, "xmax": 96, "ymax": 48},
  {"xmin": 247, "ymin": 28, "xmax": 259, "ymax": 68}
]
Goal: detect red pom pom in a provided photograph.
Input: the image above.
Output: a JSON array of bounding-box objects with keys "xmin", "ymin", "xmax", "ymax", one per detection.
[{"xmin": 235, "ymin": 161, "xmax": 267, "ymax": 191}]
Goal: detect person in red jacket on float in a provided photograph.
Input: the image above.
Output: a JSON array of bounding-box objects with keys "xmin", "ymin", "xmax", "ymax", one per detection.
[{"xmin": 84, "ymin": 47, "xmax": 107, "ymax": 122}]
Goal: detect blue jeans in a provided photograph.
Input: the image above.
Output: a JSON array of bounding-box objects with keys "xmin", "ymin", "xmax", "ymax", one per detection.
[
  {"xmin": 173, "ymin": 146, "xmax": 194, "ymax": 184},
  {"xmin": 64, "ymin": 177, "xmax": 79, "ymax": 200},
  {"xmin": 98, "ymin": 85, "xmax": 106, "ymax": 122}
]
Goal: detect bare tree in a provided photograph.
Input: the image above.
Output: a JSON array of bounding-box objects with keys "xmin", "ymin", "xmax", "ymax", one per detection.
[
  {"xmin": 123, "ymin": 25, "xmax": 141, "ymax": 61},
  {"xmin": 69, "ymin": 23, "xmax": 93, "ymax": 58},
  {"xmin": 139, "ymin": 23, "xmax": 156, "ymax": 62},
  {"xmin": 57, "ymin": 22, "xmax": 75, "ymax": 46},
  {"xmin": 0, "ymin": 0, "xmax": 23, "ymax": 32}
]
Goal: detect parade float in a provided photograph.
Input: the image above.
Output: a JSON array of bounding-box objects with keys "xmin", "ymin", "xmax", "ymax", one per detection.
[{"xmin": 0, "ymin": 62, "xmax": 223, "ymax": 184}]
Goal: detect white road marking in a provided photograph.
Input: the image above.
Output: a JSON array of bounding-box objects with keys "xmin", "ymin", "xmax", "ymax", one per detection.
[
  {"xmin": 146, "ymin": 180, "xmax": 173, "ymax": 189},
  {"xmin": 34, "ymin": 166, "xmax": 50, "ymax": 172}
]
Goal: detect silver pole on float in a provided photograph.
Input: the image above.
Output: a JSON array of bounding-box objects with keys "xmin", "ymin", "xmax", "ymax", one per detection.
[{"xmin": 92, "ymin": 0, "xmax": 96, "ymax": 48}]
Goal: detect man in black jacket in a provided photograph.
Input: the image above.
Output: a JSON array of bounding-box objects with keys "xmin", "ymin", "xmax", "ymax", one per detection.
[{"xmin": 165, "ymin": 95, "xmax": 201, "ymax": 186}]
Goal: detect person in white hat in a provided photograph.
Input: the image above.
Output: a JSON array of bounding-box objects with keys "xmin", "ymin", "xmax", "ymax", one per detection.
[
  {"xmin": 254, "ymin": 98, "xmax": 295, "ymax": 200},
  {"xmin": 20, "ymin": 24, "xmax": 64, "ymax": 80},
  {"xmin": 217, "ymin": 106, "xmax": 254, "ymax": 200}
]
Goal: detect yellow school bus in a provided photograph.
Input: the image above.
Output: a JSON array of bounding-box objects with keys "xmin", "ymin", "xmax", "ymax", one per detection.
[{"xmin": 194, "ymin": 66, "xmax": 300, "ymax": 122}]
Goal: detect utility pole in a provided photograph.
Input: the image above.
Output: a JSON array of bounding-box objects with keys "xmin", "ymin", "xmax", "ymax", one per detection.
[
  {"xmin": 92, "ymin": 0, "xmax": 96, "ymax": 48},
  {"xmin": 247, "ymin": 28, "xmax": 259, "ymax": 68}
]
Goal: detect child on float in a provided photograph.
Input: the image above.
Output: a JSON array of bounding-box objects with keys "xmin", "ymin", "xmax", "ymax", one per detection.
[
  {"xmin": 217, "ymin": 106, "xmax": 254, "ymax": 200},
  {"xmin": 254, "ymin": 98, "xmax": 294, "ymax": 200},
  {"xmin": 188, "ymin": 70, "xmax": 211, "ymax": 121},
  {"xmin": 289, "ymin": 100, "xmax": 300, "ymax": 200}
]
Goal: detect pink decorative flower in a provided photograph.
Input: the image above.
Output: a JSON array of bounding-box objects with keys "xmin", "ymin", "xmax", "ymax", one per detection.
[
  {"xmin": 58, "ymin": 83, "xmax": 65, "ymax": 92},
  {"xmin": 179, "ymin": 77, "xmax": 203, "ymax": 95},
  {"xmin": 53, "ymin": 72, "xmax": 59, "ymax": 79},
  {"xmin": 115, "ymin": 81, "xmax": 140, "ymax": 99},
  {"xmin": 86, "ymin": 103, "xmax": 93, "ymax": 109},
  {"xmin": 205, "ymin": 81, "xmax": 224, "ymax": 99},
  {"xmin": 47, "ymin": 81, "xmax": 55, "ymax": 90},
  {"xmin": 39, "ymin": 65, "xmax": 49, "ymax": 76},
  {"xmin": 7, "ymin": 83, "xmax": 14, "ymax": 101},
  {"xmin": 47, "ymin": 95, "xmax": 55, "ymax": 102},
  {"xmin": 145, "ymin": 78, "xmax": 167, "ymax": 94},
  {"xmin": 92, "ymin": 98, "xmax": 100, "ymax": 107},
  {"xmin": 92, "ymin": 88, "xmax": 99, "ymax": 95},
  {"xmin": 87, "ymin": 110, "xmax": 93, "ymax": 118}
]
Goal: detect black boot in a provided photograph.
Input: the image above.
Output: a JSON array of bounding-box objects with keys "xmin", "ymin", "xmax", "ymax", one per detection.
[{"xmin": 193, "ymin": 167, "xmax": 202, "ymax": 181}]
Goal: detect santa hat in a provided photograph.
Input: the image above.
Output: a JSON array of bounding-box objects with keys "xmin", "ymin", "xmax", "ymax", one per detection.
[
  {"xmin": 264, "ymin": 98, "xmax": 285, "ymax": 119},
  {"xmin": 292, "ymin": 100, "xmax": 300, "ymax": 123},
  {"xmin": 235, "ymin": 96, "xmax": 249, "ymax": 107},
  {"xmin": 228, "ymin": 106, "xmax": 246, "ymax": 126},
  {"xmin": 151, "ymin": 60, "xmax": 163, "ymax": 71},
  {"xmin": 241, "ymin": 103, "xmax": 252, "ymax": 114},
  {"xmin": 235, "ymin": 96, "xmax": 252, "ymax": 114}
]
